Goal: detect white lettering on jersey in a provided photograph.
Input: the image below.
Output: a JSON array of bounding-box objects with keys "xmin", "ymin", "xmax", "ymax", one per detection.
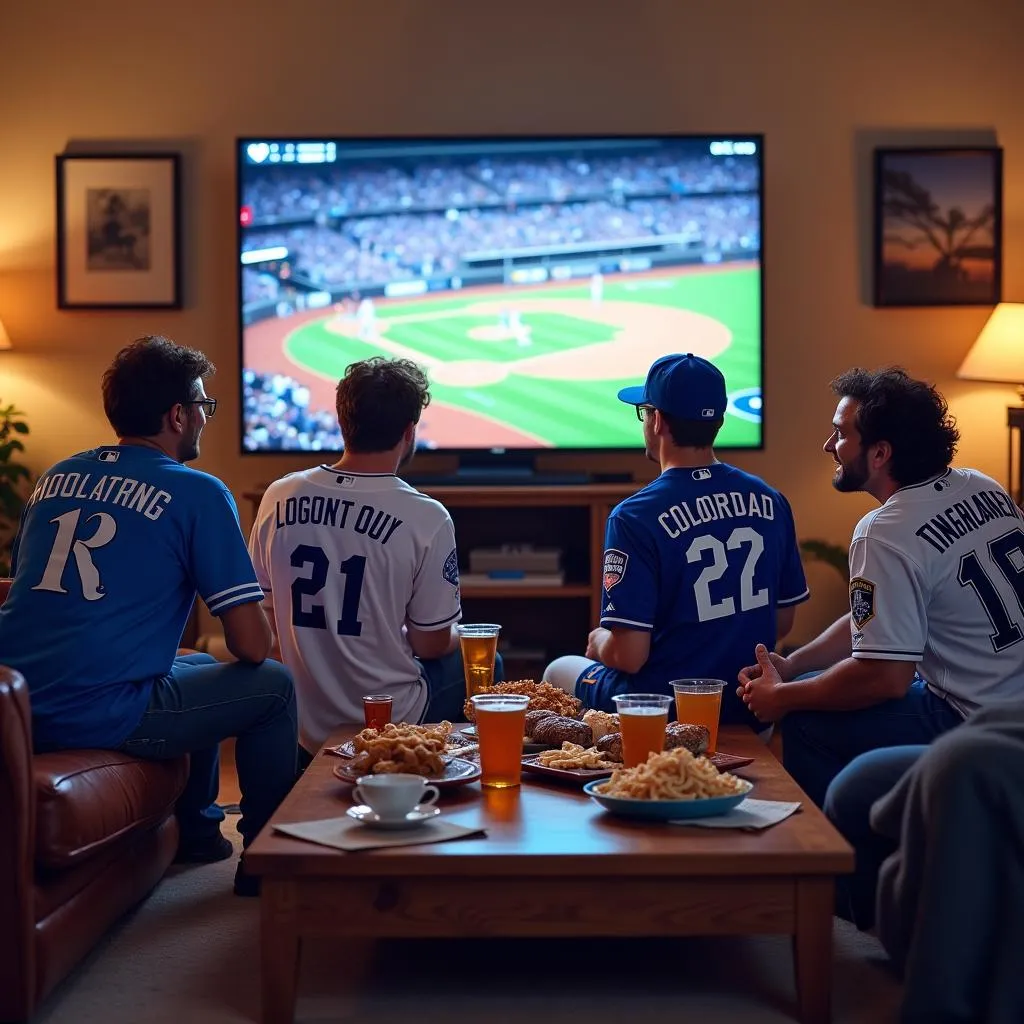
[
  {"xmin": 27, "ymin": 472, "xmax": 171, "ymax": 521},
  {"xmin": 658, "ymin": 491, "xmax": 775, "ymax": 538},
  {"xmin": 32, "ymin": 508, "xmax": 118, "ymax": 600},
  {"xmin": 687, "ymin": 527, "xmax": 769, "ymax": 622}
]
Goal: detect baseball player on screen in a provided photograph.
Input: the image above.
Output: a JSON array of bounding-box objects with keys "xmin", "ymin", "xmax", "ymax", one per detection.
[
  {"xmin": 544, "ymin": 353, "xmax": 809, "ymax": 732},
  {"xmin": 249, "ymin": 356, "xmax": 501, "ymax": 765}
]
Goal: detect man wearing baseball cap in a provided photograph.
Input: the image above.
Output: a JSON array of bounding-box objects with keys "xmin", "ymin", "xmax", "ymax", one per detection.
[{"xmin": 544, "ymin": 353, "xmax": 809, "ymax": 730}]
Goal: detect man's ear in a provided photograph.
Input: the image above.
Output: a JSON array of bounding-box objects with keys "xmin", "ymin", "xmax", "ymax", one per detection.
[
  {"xmin": 871, "ymin": 440, "xmax": 893, "ymax": 471},
  {"xmin": 166, "ymin": 403, "xmax": 186, "ymax": 436}
]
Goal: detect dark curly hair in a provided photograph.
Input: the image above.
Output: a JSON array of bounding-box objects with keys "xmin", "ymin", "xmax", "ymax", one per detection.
[
  {"xmin": 102, "ymin": 336, "xmax": 215, "ymax": 437},
  {"xmin": 335, "ymin": 357, "xmax": 430, "ymax": 452},
  {"xmin": 831, "ymin": 366, "xmax": 959, "ymax": 487}
]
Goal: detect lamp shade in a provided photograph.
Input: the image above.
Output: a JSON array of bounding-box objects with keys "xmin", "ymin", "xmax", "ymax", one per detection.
[
  {"xmin": 957, "ymin": 303, "xmax": 1024, "ymax": 384},
  {"xmin": 0, "ymin": 317, "xmax": 9, "ymax": 351}
]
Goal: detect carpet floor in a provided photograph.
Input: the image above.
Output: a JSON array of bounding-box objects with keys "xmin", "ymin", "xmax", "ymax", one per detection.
[{"xmin": 32, "ymin": 819, "xmax": 903, "ymax": 1024}]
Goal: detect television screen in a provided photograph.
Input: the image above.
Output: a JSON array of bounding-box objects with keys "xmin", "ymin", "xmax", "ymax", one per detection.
[{"xmin": 238, "ymin": 135, "xmax": 763, "ymax": 455}]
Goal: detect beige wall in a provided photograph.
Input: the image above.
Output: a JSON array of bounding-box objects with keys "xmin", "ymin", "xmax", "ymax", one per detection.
[{"xmin": 2, "ymin": 0, "xmax": 1023, "ymax": 557}]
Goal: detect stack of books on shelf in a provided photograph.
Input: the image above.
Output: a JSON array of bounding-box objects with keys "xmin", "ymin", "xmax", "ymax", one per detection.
[{"xmin": 461, "ymin": 544, "xmax": 565, "ymax": 587}]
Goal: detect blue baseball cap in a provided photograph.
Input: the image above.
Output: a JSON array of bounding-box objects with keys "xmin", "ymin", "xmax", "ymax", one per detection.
[{"xmin": 617, "ymin": 353, "xmax": 728, "ymax": 420}]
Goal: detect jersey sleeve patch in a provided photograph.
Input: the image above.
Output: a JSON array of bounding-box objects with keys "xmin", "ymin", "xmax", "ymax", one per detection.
[
  {"xmin": 442, "ymin": 548, "xmax": 459, "ymax": 587},
  {"xmin": 850, "ymin": 576, "xmax": 876, "ymax": 629},
  {"xmin": 603, "ymin": 548, "xmax": 628, "ymax": 591}
]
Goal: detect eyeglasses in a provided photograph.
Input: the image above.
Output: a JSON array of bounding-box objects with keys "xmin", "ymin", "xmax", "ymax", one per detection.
[
  {"xmin": 186, "ymin": 398, "xmax": 217, "ymax": 418},
  {"xmin": 635, "ymin": 405, "xmax": 655, "ymax": 422}
]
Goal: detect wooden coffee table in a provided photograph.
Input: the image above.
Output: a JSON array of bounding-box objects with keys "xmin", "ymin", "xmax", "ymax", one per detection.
[{"xmin": 245, "ymin": 725, "xmax": 853, "ymax": 1024}]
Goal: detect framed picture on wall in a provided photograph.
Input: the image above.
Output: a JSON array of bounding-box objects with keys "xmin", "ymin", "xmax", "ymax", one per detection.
[
  {"xmin": 55, "ymin": 152, "xmax": 182, "ymax": 309},
  {"xmin": 873, "ymin": 146, "xmax": 1002, "ymax": 308}
]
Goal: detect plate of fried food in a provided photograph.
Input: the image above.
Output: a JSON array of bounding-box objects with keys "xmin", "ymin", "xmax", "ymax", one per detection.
[
  {"xmin": 330, "ymin": 722, "xmax": 481, "ymax": 789},
  {"xmin": 583, "ymin": 747, "xmax": 753, "ymax": 821},
  {"xmin": 462, "ymin": 680, "xmax": 586, "ymax": 752},
  {"xmin": 330, "ymin": 721, "xmax": 477, "ymax": 761}
]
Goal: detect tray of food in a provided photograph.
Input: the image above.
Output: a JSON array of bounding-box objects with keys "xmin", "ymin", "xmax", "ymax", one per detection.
[
  {"xmin": 329, "ymin": 721, "xmax": 477, "ymax": 761},
  {"xmin": 327, "ymin": 722, "xmax": 481, "ymax": 788}
]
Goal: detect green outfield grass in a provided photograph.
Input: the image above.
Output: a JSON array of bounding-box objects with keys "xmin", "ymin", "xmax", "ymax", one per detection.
[{"xmin": 281, "ymin": 267, "xmax": 761, "ymax": 448}]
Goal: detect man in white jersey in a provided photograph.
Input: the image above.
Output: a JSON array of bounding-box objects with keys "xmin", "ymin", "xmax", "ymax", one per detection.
[
  {"xmin": 737, "ymin": 367, "xmax": 1024, "ymax": 924},
  {"xmin": 249, "ymin": 357, "xmax": 499, "ymax": 766}
]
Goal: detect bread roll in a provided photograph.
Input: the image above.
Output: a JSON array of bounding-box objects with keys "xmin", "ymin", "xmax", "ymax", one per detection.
[
  {"xmin": 596, "ymin": 732, "xmax": 623, "ymax": 762},
  {"xmin": 664, "ymin": 721, "xmax": 710, "ymax": 755},
  {"xmin": 524, "ymin": 709, "xmax": 558, "ymax": 737},
  {"xmin": 530, "ymin": 715, "xmax": 593, "ymax": 746},
  {"xmin": 582, "ymin": 709, "xmax": 620, "ymax": 743}
]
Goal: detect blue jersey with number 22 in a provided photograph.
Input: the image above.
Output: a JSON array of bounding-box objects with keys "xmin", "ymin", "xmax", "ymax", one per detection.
[{"xmin": 599, "ymin": 464, "xmax": 809, "ymax": 695}]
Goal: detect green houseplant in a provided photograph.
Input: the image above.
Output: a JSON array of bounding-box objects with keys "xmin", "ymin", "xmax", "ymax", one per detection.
[
  {"xmin": 799, "ymin": 538, "xmax": 850, "ymax": 584},
  {"xmin": 0, "ymin": 401, "xmax": 31, "ymax": 576}
]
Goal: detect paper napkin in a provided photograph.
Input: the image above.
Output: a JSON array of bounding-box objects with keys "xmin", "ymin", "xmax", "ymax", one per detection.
[
  {"xmin": 669, "ymin": 798, "xmax": 802, "ymax": 830},
  {"xmin": 273, "ymin": 815, "xmax": 486, "ymax": 852}
]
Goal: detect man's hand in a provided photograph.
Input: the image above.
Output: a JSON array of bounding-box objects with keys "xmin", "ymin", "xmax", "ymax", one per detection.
[
  {"xmin": 738, "ymin": 647, "xmax": 794, "ymax": 688},
  {"xmin": 737, "ymin": 643, "xmax": 789, "ymax": 722},
  {"xmin": 585, "ymin": 626, "xmax": 610, "ymax": 661}
]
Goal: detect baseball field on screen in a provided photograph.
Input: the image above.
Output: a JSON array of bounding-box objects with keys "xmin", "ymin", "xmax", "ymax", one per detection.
[{"xmin": 246, "ymin": 264, "xmax": 762, "ymax": 450}]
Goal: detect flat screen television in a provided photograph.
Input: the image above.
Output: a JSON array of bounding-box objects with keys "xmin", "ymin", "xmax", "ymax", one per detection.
[{"xmin": 238, "ymin": 134, "xmax": 764, "ymax": 474}]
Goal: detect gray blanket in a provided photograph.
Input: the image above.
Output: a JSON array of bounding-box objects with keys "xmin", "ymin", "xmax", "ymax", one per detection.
[{"xmin": 870, "ymin": 703, "xmax": 1024, "ymax": 1024}]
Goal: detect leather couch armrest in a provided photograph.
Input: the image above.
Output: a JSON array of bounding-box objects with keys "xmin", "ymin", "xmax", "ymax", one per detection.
[{"xmin": 0, "ymin": 667, "xmax": 36, "ymax": 1018}]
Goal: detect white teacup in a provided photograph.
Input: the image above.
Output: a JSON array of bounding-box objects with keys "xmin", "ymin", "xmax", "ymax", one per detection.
[{"xmin": 353, "ymin": 775, "xmax": 440, "ymax": 820}]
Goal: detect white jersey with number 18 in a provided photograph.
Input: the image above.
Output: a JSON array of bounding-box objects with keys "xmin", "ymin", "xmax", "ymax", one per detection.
[
  {"xmin": 249, "ymin": 468, "xmax": 462, "ymax": 750},
  {"xmin": 849, "ymin": 468, "xmax": 1024, "ymax": 715}
]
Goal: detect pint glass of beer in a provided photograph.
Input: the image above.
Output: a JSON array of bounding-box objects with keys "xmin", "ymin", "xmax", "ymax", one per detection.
[
  {"xmin": 457, "ymin": 623, "xmax": 501, "ymax": 697},
  {"xmin": 671, "ymin": 679, "xmax": 725, "ymax": 753},
  {"xmin": 611, "ymin": 693, "xmax": 672, "ymax": 768},
  {"xmin": 470, "ymin": 693, "xmax": 529, "ymax": 788}
]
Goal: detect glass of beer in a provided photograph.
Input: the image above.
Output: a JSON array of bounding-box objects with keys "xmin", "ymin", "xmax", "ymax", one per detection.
[
  {"xmin": 470, "ymin": 693, "xmax": 529, "ymax": 788},
  {"xmin": 671, "ymin": 679, "xmax": 726, "ymax": 753},
  {"xmin": 457, "ymin": 623, "xmax": 501, "ymax": 697},
  {"xmin": 611, "ymin": 693, "xmax": 672, "ymax": 768},
  {"xmin": 362, "ymin": 694, "xmax": 393, "ymax": 730}
]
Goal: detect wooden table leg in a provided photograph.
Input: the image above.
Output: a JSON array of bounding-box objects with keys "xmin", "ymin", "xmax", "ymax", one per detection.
[
  {"xmin": 793, "ymin": 877, "xmax": 834, "ymax": 1024},
  {"xmin": 261, "ymin": 881, "xmax": 302, "ymax": 1024}
]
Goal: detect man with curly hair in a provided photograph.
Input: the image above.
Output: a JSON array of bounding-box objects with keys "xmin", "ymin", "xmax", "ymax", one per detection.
[{"xmin": 737, "ymin": 366, "xmax": 1024, "ymax": 813}]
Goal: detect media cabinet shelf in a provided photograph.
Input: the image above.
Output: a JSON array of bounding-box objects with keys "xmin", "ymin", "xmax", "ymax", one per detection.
[
  {"xmin": 461, "ymin": 584, "xmax": 593, "ymax": 600},
  {"xmin": 242, "ymin": 482, "xmax": 640, "ymax": 667}
]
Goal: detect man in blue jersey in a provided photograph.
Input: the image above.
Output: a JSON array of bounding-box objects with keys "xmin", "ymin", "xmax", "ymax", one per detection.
[
  {"xmin": 0, "ymin": 336, "xmax": 297, "ymax": 896},
  {"xmin": 544, "ymin": 353, "xmax": 809, "ymax": 730}
]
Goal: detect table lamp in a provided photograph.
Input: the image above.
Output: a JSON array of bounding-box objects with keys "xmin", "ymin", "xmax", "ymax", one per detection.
[
  {"xmin": 0, "ymin": 317, "xmax": 10, "ymax": 351},
  {"xmin": 957, "ymin": 302, "xmax": 1024, "ymax": 502}
]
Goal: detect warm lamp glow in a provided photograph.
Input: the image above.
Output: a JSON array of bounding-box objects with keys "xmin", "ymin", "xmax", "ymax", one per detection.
[
  {"xmin": 957, "ymin": 303, "xmax": 1024, "ymax": 388},
  {"xmin": 0, "ymin": 317, "xmax": 10, "ymax": 351}
]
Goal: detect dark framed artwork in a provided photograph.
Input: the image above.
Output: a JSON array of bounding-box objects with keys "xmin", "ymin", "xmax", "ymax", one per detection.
[
  {"xmin": 873, "ymin": 146, "xmax": 1002, "ymax": 307},
  {"xmin": 56, "ymin": 152, "xmax": 182, "ymax": 309}
]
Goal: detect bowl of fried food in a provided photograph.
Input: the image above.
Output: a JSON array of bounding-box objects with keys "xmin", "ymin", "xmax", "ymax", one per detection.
[
  {"xmin": 462, "ymin": 680, "xmax": 582, "ymax": 724},
  {"xmin": 584, "ymin": 747, "xmax": 752, "ymax": 820}
]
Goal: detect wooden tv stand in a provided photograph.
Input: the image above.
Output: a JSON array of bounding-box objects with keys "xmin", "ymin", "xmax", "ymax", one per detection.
[{"xmin": 242, "ymin": 483, "xmax": 638, "ymax": 676}]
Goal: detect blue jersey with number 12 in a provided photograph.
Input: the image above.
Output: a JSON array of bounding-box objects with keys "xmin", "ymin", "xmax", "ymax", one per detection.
[
  {"xmin": 600, "ymin": 463, "xmax": 809, "ymax": 695},
  {"xmin": 0, "ymin": 445, "xmax": 263, "ymax": 751}
]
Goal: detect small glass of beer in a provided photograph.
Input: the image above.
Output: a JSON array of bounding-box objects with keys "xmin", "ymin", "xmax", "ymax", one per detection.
[
  {"xmin": 470, "ymin": 692, "xmax": 530, "ymax": 788},
  {"xmin": 457, "ymin": 623, "xmax": 502, "ymax": 697},
  {"xmin": 611, "ymin": 693, "xmax": 672, "ymax": 768},
  {"xmin": 671, "ymin": 679, "xmax": 726, "ymax": 753},
  {"xmin": 362, "ymin": 694, "xmax": 393, "ymax": 730}
]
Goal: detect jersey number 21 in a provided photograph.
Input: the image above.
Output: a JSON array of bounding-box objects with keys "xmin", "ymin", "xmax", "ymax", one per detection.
[{"xmin": 289, "ymin": 543, "xmax": 366, "ymax": 636}]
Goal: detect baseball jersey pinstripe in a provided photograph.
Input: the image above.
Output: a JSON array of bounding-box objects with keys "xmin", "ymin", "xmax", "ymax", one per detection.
[
  {"xmin": 849, "ymin": 468, "xmax": 1024, "ymax": 714},
  {"xmin": 249, "ymin": 467, "xmax": 461, "ymax": 749}
]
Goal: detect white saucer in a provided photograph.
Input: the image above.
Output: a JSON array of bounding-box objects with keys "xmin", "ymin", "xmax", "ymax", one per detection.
[{"xmin": 345, "ymin": 804, "xmax": 441, "ymax": 830}]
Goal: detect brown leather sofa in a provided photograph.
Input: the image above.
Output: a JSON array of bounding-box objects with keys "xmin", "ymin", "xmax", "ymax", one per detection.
[{"xmin": 0, "ymin": 579, "xmax": 189, "ymax": 1022}]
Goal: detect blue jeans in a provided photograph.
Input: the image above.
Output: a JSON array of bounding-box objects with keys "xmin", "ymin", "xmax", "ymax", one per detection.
[
  {"xmin": 823, "ymin": 744, "xmax": 926, "ymax": 930},
  {"xmin": 118, "ymin": 653, "xmax": 297, "ymax": 849},
  {"xmin": 781, "ymin": 677, "xmax": 963, "ymax": 809},
  {"xmin": 419, "ymin": 651, "xmax": 505, "ymax": 722}
]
